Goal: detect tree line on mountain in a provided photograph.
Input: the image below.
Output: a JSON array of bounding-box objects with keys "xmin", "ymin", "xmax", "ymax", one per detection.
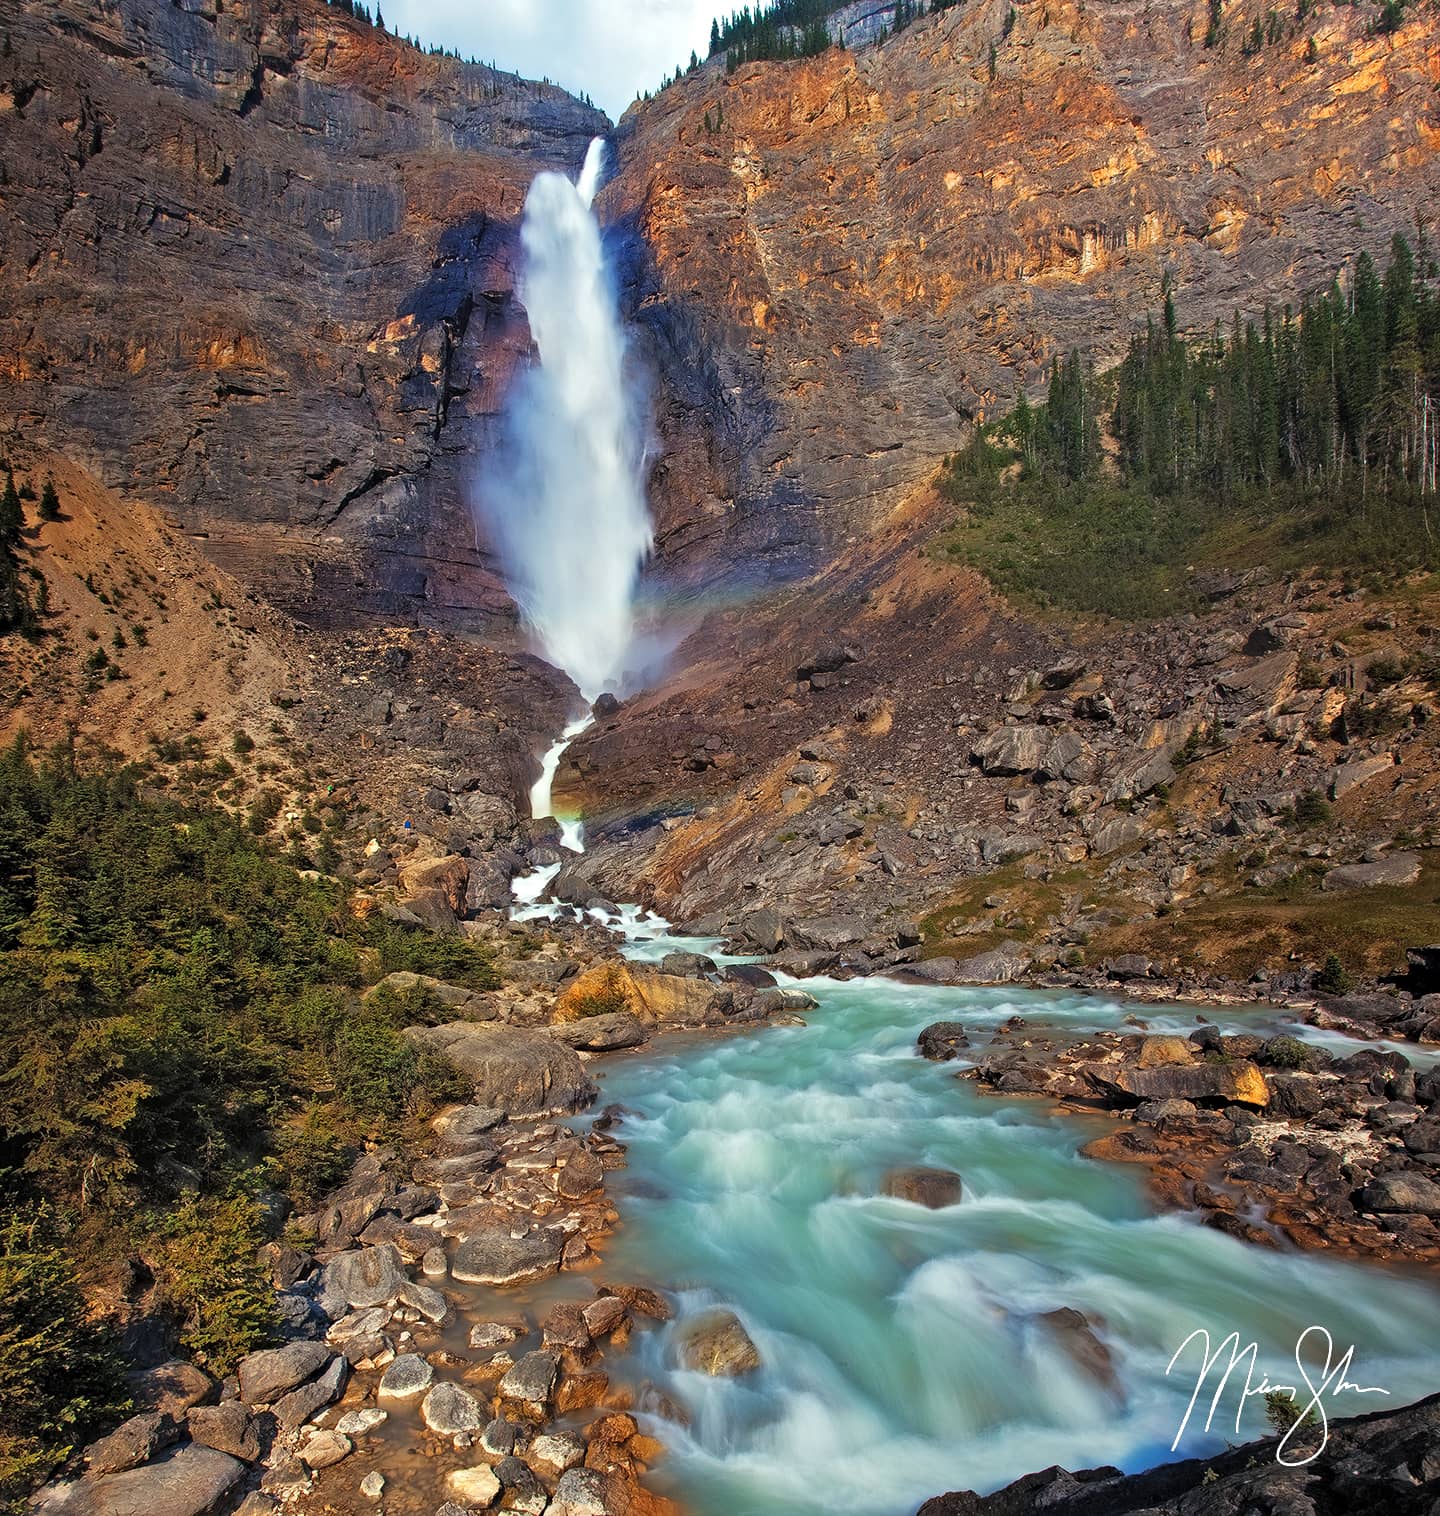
[
  {"xmin": 1019, "ymin": 233, "xmax": 1438, "ymax": 503},
  {"xmin": 940, "ymin": 232, "xmax": 1440, "ymax": 616},
  {"xmin": 0, "ymin": 737, "xmax": 496, "ymax": 1503},
  {"xmin": 706, "ymin": 0, "xmax": 964, "ymax": 68}
]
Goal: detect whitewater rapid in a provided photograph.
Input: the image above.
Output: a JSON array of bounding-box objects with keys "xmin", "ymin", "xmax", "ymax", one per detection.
[{"xmin": 588, "ymin": 958, "xmax": 1440, "ymax": 1516}]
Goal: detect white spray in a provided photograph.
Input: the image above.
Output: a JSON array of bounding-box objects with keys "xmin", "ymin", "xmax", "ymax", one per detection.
[{"xmin": 478, "ymin": 137, "xmax": 652, "ymax": 702}]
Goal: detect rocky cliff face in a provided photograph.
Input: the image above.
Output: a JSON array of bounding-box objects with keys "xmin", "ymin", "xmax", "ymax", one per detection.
[
  {"xmin": 604, "ymin": 0, "xmax": 1439, "ymax": 587},
  {"xmin": 0, "ymin": 0, "xmax": 608, "ymax": 628}
]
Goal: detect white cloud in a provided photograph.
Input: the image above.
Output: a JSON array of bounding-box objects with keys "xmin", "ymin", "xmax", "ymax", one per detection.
[{"xmin": 380, "ymin": 0, "xmax": 719, "ymax": 120}]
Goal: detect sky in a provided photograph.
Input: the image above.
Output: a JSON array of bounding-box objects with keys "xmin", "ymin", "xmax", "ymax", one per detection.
[{"xmin": 381, "ymin": 0, "xmax": 722, "ymax": 121}]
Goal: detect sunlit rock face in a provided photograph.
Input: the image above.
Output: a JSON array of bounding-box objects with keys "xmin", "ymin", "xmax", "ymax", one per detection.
[
  {"xmin": 0, "ymin": 0, "xmax": 607, "ymax": 628},
  {"xmin": 604, "ymin": 0, "xmax": 1439, "ymax": 591}
]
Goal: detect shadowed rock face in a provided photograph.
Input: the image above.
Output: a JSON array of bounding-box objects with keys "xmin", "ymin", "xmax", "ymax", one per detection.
[
  {"xmin": 602, "ymin": 0, "xmax": 1439, "ymax": 590},
  {"xmin": 0, "ymin": 0, "xmax": 607, "ymax": 628}
]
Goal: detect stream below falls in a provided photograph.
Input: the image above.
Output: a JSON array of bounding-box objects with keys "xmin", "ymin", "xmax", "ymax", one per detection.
[{"xmin": 509, "ymin": 735, "xmax": 1440, "ymax": 1516}]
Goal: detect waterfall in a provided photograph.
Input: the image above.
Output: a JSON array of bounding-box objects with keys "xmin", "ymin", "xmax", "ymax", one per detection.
[{"xmin": 477, "ymin": 137, "xmax": 652, "ymax": 702}]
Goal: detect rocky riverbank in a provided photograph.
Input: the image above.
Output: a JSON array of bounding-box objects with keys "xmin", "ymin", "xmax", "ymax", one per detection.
[
  {"xmin": 27, "ymin": 937, "xmax": 821, "ymax": 1516},
  {"xmin": 916, "ymin": 1009, "xmax": 1440, "ymax": 1266},
  {"xmin": 918, "ymin": 1390, "xmax": 1440, "ymax": 1516}
]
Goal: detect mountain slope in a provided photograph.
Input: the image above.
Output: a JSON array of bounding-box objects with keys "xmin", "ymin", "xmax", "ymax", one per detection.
[{"xmin": 605, "ymin": 0, "xmax": 1439, "ymax": 586}]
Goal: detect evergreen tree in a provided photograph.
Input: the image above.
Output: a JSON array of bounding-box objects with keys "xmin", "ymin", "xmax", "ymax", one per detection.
[
  {"xmin": 37, "ymin": 480, "xmax": 59, "ymax": 523},
  {"xmin": 0, "ymin": 473, "xmax": 19, "ymax": 544}
]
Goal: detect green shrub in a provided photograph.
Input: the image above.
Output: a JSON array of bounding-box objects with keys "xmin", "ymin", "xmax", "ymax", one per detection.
[
  {"xmin": 1262, "ymin": 1035, "xmax": 1313, "ymax": 1070},
  {"xmin": 1291, "ymin": 790, "xmax": 1332, "ymax": 829},
  {"xmin": 0, "ymin": 1203, "xmax": 130, "ymax": 1504},
  {"xmin": 154, "ymin": 1196, "xmax": 276, "ymax": 1374},
  {"xmin": 1314, "ymin": 953, "xmax": 1352, "ymax": 996}
]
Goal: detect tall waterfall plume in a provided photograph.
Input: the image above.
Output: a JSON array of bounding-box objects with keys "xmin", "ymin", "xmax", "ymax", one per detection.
[{"xmin": 477, "ymin": 137, "xmax": 652, "ymax": 701}]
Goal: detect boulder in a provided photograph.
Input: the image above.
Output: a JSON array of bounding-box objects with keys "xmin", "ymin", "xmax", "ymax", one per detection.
[
  {"xmin": 752, "ymin": 987, "xmax": 819, "ymax": 1014},
  {"xmin": 363, "ymin": 971, "xmax": 494, "ymax": 1019},
  {"xmin": 596, "ymin": 1282, "xmax": 673, "ymax": 1320},
  {"xmin": 402, "ymin": 1024, "xmax": 596, "ymax": 1115},
  {"xmin": 678, "ymin": 1309, "xmax": 761, "ymax": 1377},
  {"xmin": 494, "ymin": 1456, "xmax": 548, "ymax": 1514},
  {"xmin": 1037, "ymin": 1308, "xmax": 1117, "ymax": 1393},
  {"xmin": 319, "ymin": 1245, "xmax": 407, "ymax": 1311},
  {"xmin": 739, "ymin": 909, "xmax": 786, "ymax": 953},
  {"xmin": 1135, "ymin": 1036, "xmax": 1193, "ymax": 1068},
  {"xmin": 273, "ymin": 1355, "xmax": 346, "ymax": 1430},
  {"xmin": 452, "ymin": 1229, "xmax": 563, "ymax": 1287},
  {"xmin": 378, "ymin": 1353, "xmax": 434, "ymax": 1399},
  {"xmin": 85, "ymin": 1413, "xmax": 181, "ymax": 1476},
  {"xmin": 126, "ymin": 1360, "xmax": 215, "ymax": 1417},
  {"xmin": 498, "ymin": 1350, "xmax": 562, "ymax": 1418},
  {"xmin": 529, "ymin": 1429, "xmax": 587, "ymax": 1477},
  {"xmin": 549, "ymin": 1468, "xmax": 616, "ymax": 1516},
  {"xmin": 882, "ymin": 1166, "xmax": 963, "ymax": 1208},
  {"xmin": 547, "ymin": 1012, "xmax": 647, "ymax": 1051},
  {"xmin": 1087, "ymin": 1059, "xmax": 1270, "ymax": 1108},
  {"xmin": 1322, "ymin": 853, "xmax": 1421, "ymax": 891},
  {"xmin": 1329, "ymin": 754, "xmax": 1395, "ymax": 800},
  {"xmin": 784, "ymin": 915, "xmax": 870, "ymax": 952},
  {"xmin": 951, "ymin": 942, "xmax": 1032, "ymax": 984},
  {"xmin": 724, "ymin": 964, "xmax": 777, "ymax": 989},
  {"xmin": 660, "ymin": 950, "xmax": 717, "ymax": 976},
  {"xmin": 187, "ymin": 1404, "xmax": 260, "ymax": 1463},
  {"xmin": 37, "ymin": 1446, "xmax": 244, "ymax": 1516},
  {"xmin": 582, "ymin": 1295, "xmax": 629, "ymax": 1339},
  {"xmin": 448, "ymin": 1466, "xmax": 502, "ymax": 1506},
  {"xmin": 1103, "ymin": 749, "xmax": 1176, "ymax": 804},
  {"xmin": 1089, "ymin": 814, "xmax": 1143, "ymax": 857},
  {"xmin": 916, "ymin": 1022, "xmax": 971, "ymax": 1060},
  {"xmin": 1356, "ymin": 1174, "xmax": 1440, "ymax": 1215},
  {"xmin": 972, "ymin": 724, "xmax": 1049, "ymax": 775},
  {"xmin": 298, "ymin": 1429, "xmax": 351, "ymax": 1470},
  {"xmin": 556, "ymin": 1149, "xmax": 605, "ymax": 1200},
  {"xmin": 237, "ymin": 1341, "xmax": 334, "ymax": 1406},
  {"xmin": 421, "ymin": 1382, "xmax": 485, "ymax": 1435}
]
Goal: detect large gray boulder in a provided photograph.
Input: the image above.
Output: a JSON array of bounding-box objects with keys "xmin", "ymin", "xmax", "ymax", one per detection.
[
  {"xmin": 34, "ymin": 1445, "xmax": 245, "ymax": 1516},
  {"xmin": 497, "ymin": 1350, "xmax": 562, "ymax": 1418},
  {"xmin": 547, "ymin": 1012, "xmax": 648, "ymax": 1052},
  {"xmin": 403, "ymin": 1024, "xmax": 596, "ymax": 1115},
  {"xmin": 951, "ymin": 942, "xmax": 1033, "ymax": 984},
  {"xmin": 84, "ymin": 1413, "xmax": 180, "ymax": 1476},
  {"xmin": 236, "ymin": 1341, "xmax": 333, "ymax": 1406},
  {"xmin": 452, "ymin": 1229, "xmax": 564, "ymax": 1287},
  {"xmin": 972, "ymin": 724, "xmax": 1049, "ymax": 775},
  {"xmin": 1322, "ymin": 853, "xmax": 1421, "ymax": 891},
  {"xmin": 319, "ymin": 1244, "xmax": 407, "ymax": 1311},
  {"xmin": 1356, "ymin": 1174, "xmax": 1440, "ymax": 1215}
]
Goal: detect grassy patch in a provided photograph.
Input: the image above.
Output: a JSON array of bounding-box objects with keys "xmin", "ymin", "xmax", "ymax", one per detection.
[{"xmin": 1090, "ymin": 849, "xmax": 1440, "ymax": 980}]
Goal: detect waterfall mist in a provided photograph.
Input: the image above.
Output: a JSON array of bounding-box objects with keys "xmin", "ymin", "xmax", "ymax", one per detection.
[{"xmin": 476, "ymin": 137, "xmax": 653, "ymax": 701}]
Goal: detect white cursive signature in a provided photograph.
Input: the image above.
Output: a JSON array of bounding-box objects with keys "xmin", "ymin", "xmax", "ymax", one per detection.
[{"xmin": 1165, "ymin": 1325, "xmax": 1391, "ymax": 1466}]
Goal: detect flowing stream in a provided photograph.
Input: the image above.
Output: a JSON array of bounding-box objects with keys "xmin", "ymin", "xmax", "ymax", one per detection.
[{"xmin": 507, "ymin": 729, "xmax": 1440, "ymax": 1516}]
